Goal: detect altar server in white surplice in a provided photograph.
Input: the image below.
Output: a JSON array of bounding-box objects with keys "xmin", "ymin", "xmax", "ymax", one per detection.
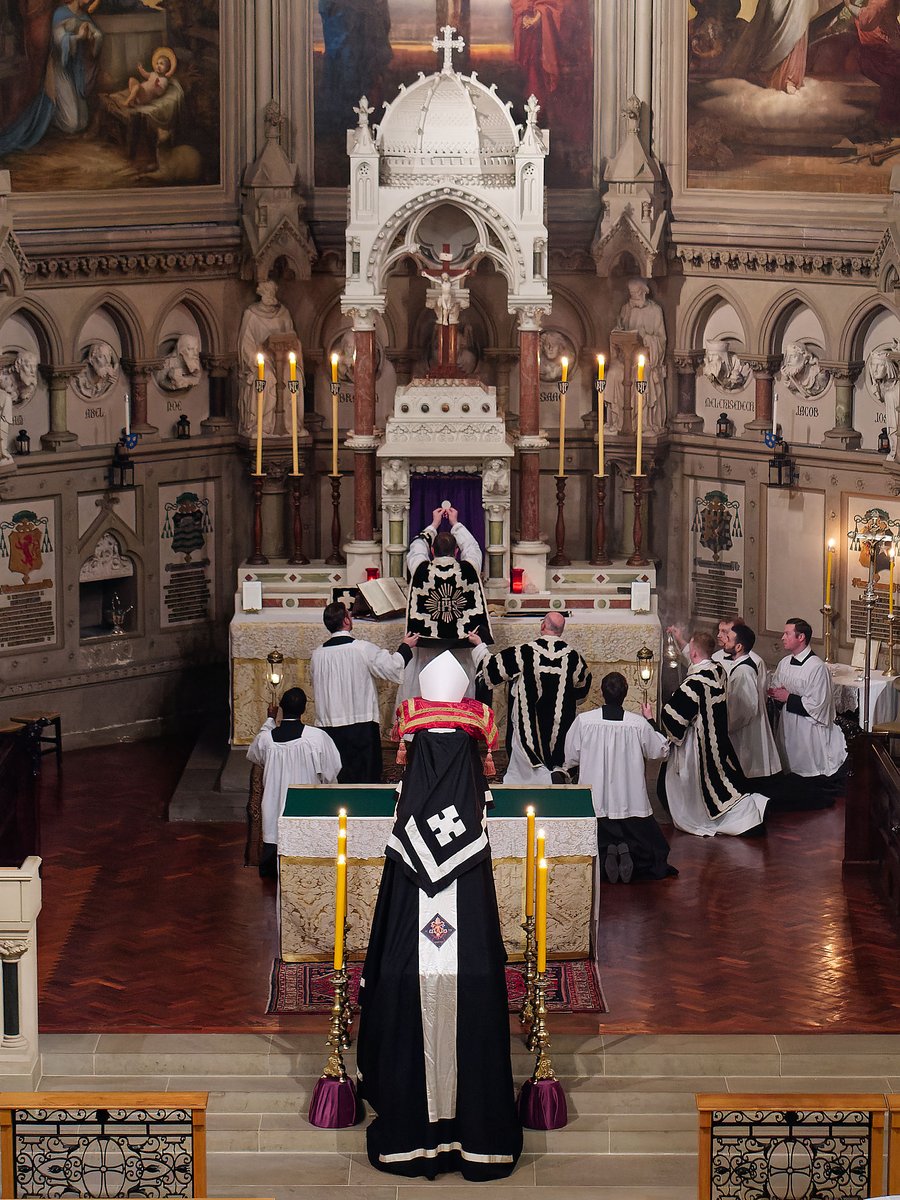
[
  {"xmin": 247, "ymin": 688, "xmax": 342, "ymax": 852},
  {"xmin": 723, "ymin": 623, "xmax": 782, "ymax": 780},
  {"xmin": 769, "ymin": 617, "xmax": 847, "ymax": 781},
  {"xmin": 560, "ymin": 672, "xmax": 676, "ymax": 883}
]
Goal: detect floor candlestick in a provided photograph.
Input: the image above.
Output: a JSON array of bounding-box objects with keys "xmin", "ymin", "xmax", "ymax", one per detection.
[
  {"xmin": 326, "ymin": 474, "xmax": 346, "ymax": 566},
  {"xmin": 247, "ymin": 473, "xmax": 268, "ymax": 565},
  {"xmin": 591, "ymin": 474, "xmax": 612, "ymax": 566},
  {"xmin": 549, "ymin": 475, "xmax": 571, "ymax": 567}
]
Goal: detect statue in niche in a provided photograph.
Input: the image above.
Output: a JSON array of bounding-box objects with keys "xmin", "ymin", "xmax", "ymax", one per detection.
[
  {"xmin": 72, "ymin": 340, "xmax": 119, "ymax": 401},
  {"xmin": 482, "ymin": 459, "xmax": 509, "ymax": 496},
  {"xmin": 539, "ymin": 330, "xmax": 575, "ymax": 383},
  {"xmin": 779, "ymin": 341, "xmax": 830, "ymax": 399},
  {"xmin": 0, "ymin": 350, "xmax": 39, "ymax": 406},
  {"xmin": 867, "ymin": 340, "xmax": 900, "ymax": 459},
  {"xmin": 702, "ymin": 339, "xmax": 751, "ymax": 392},
  {"xmin": 157, "ymin": 333, "xmax": 203, "ymax": 392},
  {"xmin": 382, "ymin": 459, "xmax": 408, "ymax": 495},
  {"xmin": 0, "ymin": 373, "xmax": 15, "ymax": 464},
  {"xmin": 606, "ymin": 278, "xmax": 668, "ymax": 433},
  {"xmin": 237, "ymin": 280, "xmax": 298, "ymax": 436}
]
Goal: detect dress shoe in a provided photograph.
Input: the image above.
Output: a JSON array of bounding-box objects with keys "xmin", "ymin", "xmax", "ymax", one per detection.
[
  {"xmin": 617, "ymin": 842, "xmax": 634, "ymax": 883},
  {"xmin": 604, "ymin": 844, "xmax": 619, "ymax": 883}
]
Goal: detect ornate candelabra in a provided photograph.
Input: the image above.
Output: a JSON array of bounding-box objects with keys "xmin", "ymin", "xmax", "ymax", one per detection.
[
  {"xmin": 591, "ymin": 473, "xmax": 611, "ymax": 567},
  {"xmin": 848, "ymin": 512, "xmax": 899, "ymax": 729},
  {"xmin": 820, "ymin": 602, "xmax": 836, "ymax": 665},
  {"xmin": 886, "ymin": 610, "xmax": 897, "ymax": 679},
  {"xmin": 519, "ymin": 914, "xmax": 537, "ymax": 1036},
  {"xmin": 627, "ymin": 473, "xmax": 650, "ymax": 567},
  {"xmin": 325, "ymin": 473, "xmax": 345, "ymax": 566},
  {"xmin": 549, "ymin": 475, "xmax": 571, "ymax": 567},
  {"xmin": 247, "ymin": 472, "xmax": 268, "ymax": 565}
]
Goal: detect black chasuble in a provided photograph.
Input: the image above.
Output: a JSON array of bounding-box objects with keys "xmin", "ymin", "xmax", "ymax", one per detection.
[{"xmin": 356, "ymin": 721, "xmax": 522, "ymax": 1181}]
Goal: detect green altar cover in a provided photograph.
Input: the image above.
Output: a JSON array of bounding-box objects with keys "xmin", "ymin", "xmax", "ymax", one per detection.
[{"xmin": 282, "ymin": 783, "xmax": 594, "ymax": 819}]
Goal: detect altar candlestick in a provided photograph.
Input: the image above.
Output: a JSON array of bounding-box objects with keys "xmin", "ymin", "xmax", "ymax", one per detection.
[
  {"xmin": 255, "ymin": 353, "xmax": 265, "ymax": 476},
  {"xmin": 288, "ymin": 351, "xmax": 299, "ymax": 475},
  {"xmin": 597, "ymin": 355, "xmax": 606, "ymax": 475},
  {"xmin": 525, "ymin": 806, "xmax": 535, "ymax": 917},
  {"xmin": 825, "ymin": 539, "xmax": 835, "ymax": 607},
  {"xmin": 635, "ymin": 354, "xmax": 645, "ymax": 476},
  {"xmin": 124, "ymin": 393, "xmax": 131, "ymax": 437},
  {"xmin": 333, "ymin": 852, "xmax": 347, "ymax": 970},
  {"xmin": 557, "ymin": 384, "xmax": 566, "ymax": 478},
  {"xmin": 331, "ymin": 354, "xmax": 339, "ymax": 475},
  {"xmin": 536, "ymin": 857, "xmax": 548, "ymax": 974},
  {"xmin": 891, "ymin": 545, "xmax": 896, "ymax": 616}
]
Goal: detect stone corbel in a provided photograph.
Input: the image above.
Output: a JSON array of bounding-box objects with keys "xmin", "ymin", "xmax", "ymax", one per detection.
[
  {"xmin": 343, "ymin": 305, "xmax": 382, "ymax": 331},
  {"xmin": 344, "ymin": 432, "xmax": 380, "ymax": 452},
  {"xmin": 821, "ymin": 361, "xmax": 863, "ymax": 450},
  {"xmin": 510, "ymin": 304, "xmax": 551, "ymax": 332},
  {"xmin": 516, "ymin": 433, "xmax": 549, "ymax": 451}
]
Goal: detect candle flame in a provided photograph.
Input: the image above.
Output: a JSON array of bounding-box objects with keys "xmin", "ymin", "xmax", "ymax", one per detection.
[
  {"xmin": 526, "ymin": 805, "xmax": 535, "ymax": 816},
  {"xmin": 638, "ymin": 354, "xmax": 646, "ymax": 368},
  {"xmin": 257, "ymin": 353, "xmax": 264, "ymax": 366},
  {"xmin": 331, "ymin": 353, "xmax": 339, "ymax": 366},
  {"xmin": 538, "ymin": 857, "xmax": 547, "ymax": 870},
  {"xmin": 338, "ymin": 853, "xmax": 346, "ymax": 866},
  {"xmin": 537, "ymin": 827, "xmax": 546, "ymax": 838},
  {"xmin": 597, "ymin": 354, "xmax": 605, "ymax": 367},
  {"xmin": 289, "ymin": 351, "xmax": 296, "ymax": 364},
  {"xmin": 828, "ymin": 539, "xmax": 836, "ymax": 550},
  {"xmin": 339, "ymin": 807, "xmax": 347, "ymax": 817}
]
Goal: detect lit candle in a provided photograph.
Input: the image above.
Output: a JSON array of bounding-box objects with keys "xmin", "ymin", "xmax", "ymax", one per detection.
[
  {"xmin": 333, "ymin": 852, "xmax": 347, "ymax": 970},
  {"xmin": 536, "ymin": 857, "xmax": 548, "ymax": 974},
  {"xmin": 288, "ymin": 351, "xmax": 299, "ymax": 475},
  {"xmin": 339, "ymin": 807, "xmax": 347, "ymax": 835},
  {"xmin": 891, "ymin": 544, "xmax": 895, "ymax": 616},
  {"xmin": 825, "ymin": 539, "xmax": 835, "ymax": 607},
  {"xmin": 597, "ymin": 357, "xmax": 605, "ymax": 476},
  {"xmin": 558, "ymin": 362, "xmax": 567, "ymax": 478},
  {"xmin": 635, "ymin": 354, "xmax": 645, "ymax": 476},
  {"xmin": 772, "ymin": 391, "xmax": 778, "ymax": 439},
  {"xmin": 255, "ymin": 354, "xmax": 265, "ymax": 476},
  {"xmin": 560, "ymin": 355, "xmax": 568, "ymax": 384},
  {"xmin": 331, "ymin": 354, "xmax": 339, "ymax": 475},
  {"xmin": 124, "ymin": 393, "xmax": 131, "ymax": 437},
  {"xmin": 597, "ymin": 353, "xmax": 605, "ymax": 382},
  {"xmin": 536, "ymin": 827, "xmax": 545, "ymax": 867},
  {"xmin": 338, "ymin": 828, "xmax": 346, "ymax": 861},
  {"xmin": 525, "ymin": 806, "xmax": 535, "ymax": 918}
]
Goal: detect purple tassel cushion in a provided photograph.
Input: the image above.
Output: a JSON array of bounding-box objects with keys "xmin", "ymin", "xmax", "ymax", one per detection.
[
  {"xmin": 308, "ymin": 1076, "xmax": 365, "ymax": 1128},
  {"xmin": 516, "ymin": 1077, "xmax": 568, "ymax": 1130}
]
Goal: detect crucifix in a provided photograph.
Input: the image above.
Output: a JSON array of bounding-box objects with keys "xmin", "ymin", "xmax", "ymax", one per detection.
[
  {"xmin": 419, "ymin": 243, "xmax": 473, "ymax": 375},
  {"xmin": 432, "ymin": 24, "xmax": 465, "ymax": 73}
]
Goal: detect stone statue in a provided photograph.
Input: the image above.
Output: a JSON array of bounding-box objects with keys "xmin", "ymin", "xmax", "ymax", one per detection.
[
  {"xmin": 0, "ymin": 350, "xmax": 39, "ymax": 405},
  {"xmin": 539, "ymin": 330, "xmax": 575, "ymax": 383},
  {"xmin": 382, "ymin": 458, "xmax": 408, "ymax": 494},
  {"xmin": 779, "ymin": 341, "xmax": 830, "ymax": 399},
  {"xmin": 702, "ymin": 339, "xmax": 751, "ymax": 392},
  {"xmin": 0, "ymin": 371, "xmax": 15, "ymax": 464},
  {"xmin": 867, "ymin": 340, "xmax": 900, "ymax": 459},
  {"xmin": 482, "ymin": 459, "xmax": 509, "ymax": 496},
  {"xmin": 72, "ymin": 340, "xmax": 119, "ymax": 401},
  {"xmin": 237, "ymin": 280, "xmax": 298, "ymax": 436},
  {"xmin": 157, "ymin": 333, "xmax": 203, "ymax": 391},
  {"xmin": 606, "ymin": 278, "xmax": 668, "ymax": 433}
]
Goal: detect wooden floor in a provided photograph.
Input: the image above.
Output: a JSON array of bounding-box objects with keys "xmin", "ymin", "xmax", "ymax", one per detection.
[{"xmin": 34, "ymin": 735, "xmax": 900, "ymax": 1035}]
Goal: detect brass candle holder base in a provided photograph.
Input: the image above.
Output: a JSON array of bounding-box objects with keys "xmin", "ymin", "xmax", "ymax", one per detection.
[
  {"xmin": 530, "ymin": 971, "xmax": 556, "ymax": 1080},
  {"xmin": 323, "ymin": 966, "xmax": 350, "ymax": 1081},
  {"xmin": 886, "ymin": 610, "xmax": 897, "ymax": 679},
  {"xmin": 820, "ymin": 602, "xmax": 836, "ymax": 664},
  {"xmin": 519, "ymin": 914, "xmax": 536, "ymax": 1030}
]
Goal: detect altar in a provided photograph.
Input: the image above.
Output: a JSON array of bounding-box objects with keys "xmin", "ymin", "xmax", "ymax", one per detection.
[{"xmin": 277, "ymin": 784, "xmax": 598, "ymax": 963}]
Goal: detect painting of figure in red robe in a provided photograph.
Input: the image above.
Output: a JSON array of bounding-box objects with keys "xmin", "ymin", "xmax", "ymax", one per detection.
[
  {"xmin": 687, "ymin": 0, "xmax": 900, "ymax": 194},
  {"xmin": 314, "ymin": 0, "xmax": 594, "ymax": 188},
  {"xmin": 0, "ymin": 0, "xmax": 220, "ymax": 192}
]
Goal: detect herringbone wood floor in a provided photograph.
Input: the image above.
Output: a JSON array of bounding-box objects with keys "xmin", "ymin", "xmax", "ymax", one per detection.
[{"xmin": 35, "ymin": 735, "xmax": 900, "ymax": 1034}]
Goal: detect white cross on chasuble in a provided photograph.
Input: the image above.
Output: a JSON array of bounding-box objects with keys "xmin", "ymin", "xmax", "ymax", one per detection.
[{"xmin": 427, "ymin": 805, "xmax": 466, "ymax": 846}]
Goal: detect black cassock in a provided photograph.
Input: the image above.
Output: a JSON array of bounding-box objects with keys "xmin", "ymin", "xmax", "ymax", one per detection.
[{"xmin": 356, "ymin": 728, "xmax": 522, "ymax": 1181}]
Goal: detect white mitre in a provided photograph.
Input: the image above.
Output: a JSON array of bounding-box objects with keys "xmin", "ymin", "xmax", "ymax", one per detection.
[{"xmin": 419, "ymin": 650, "xmax": 468, "ymax": 703}]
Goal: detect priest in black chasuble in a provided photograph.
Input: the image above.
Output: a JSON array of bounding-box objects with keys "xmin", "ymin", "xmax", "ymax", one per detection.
[
  {"xmin": 398, "ymin": 503, "xmax": 492, "ymax": 704},
  {"xmin": 356, "ymin": 652, "xmax": 522, "ymax": 1181}
]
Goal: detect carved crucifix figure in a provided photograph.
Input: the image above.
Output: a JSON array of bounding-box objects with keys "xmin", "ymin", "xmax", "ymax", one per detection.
[{"xmin": 419, "ymin": 243, "xmax": 473, "ymax": 374}]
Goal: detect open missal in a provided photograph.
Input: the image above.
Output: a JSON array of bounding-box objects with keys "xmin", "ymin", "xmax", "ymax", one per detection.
[{"xmin": 351, "ymin": 576, "xmax": 407, "ymax": 621}]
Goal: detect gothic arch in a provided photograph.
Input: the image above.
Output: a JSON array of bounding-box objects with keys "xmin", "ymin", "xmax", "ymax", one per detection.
[
  {"xmin": 150, "ymin": 289, "xmax": 223, "ymax": 356},
  {"xmin": 758, "ymin": 290, "xmax": 835, "ymax": 358},
  {"xmin": 676, "ymin": 286, "xmax": 753, "ymax": 354},
  {"xmin": 841, "ymin": 295, "xmax": 900, "ymax": 362},
  {"xmin": 68, "ymin": 294, "xmax": 145, "ymax": 361},
  {"xmin": 0, "ymin": 297, "xmax": 63, "ymax": 364}
]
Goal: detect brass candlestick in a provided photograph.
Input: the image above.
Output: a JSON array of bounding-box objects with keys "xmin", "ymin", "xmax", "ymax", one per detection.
[
  {"xmin": 549, "ymin": 475, "xmax": 571, "ymax": 567},
  {"xmin": 886, "ymin": 610, "xmax": 897, "ymax": 679},
  {"xmin": 248, "ymin": 472, "xmax": 268, "ymax": 565},
  {"xmin": 322, "ymin": 966, "xmax": 351, "ymax": 1081},
  {"xmin": 325, "ymin": 473, "xmax": 346, "ymax": 566},
  {"xmin": 519, "ymin": 914, "xmax": 536, "ymax": 1031},
  {"xmin": 591, "ymin": 473, "xmax": 612, "ymax": 567},
  {"xmin": 340, "ymin": 914, "xmax": 353, "ymax": 1048},
  {"xmin": 529, "ymin": 971, "xmax": 557, "ymax": 1082},
  {"xmin": 820, "ymin": 602, "xmax": 836, "ymax": 665}
]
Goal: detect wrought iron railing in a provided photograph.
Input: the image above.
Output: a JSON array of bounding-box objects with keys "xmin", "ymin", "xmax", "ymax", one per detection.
[
  {"xmin": 0, "ymin": 1093, "xmax": 207, "ymax": 1199},
  {"xmin": 696, "ymin": 1093, "xmax": 886, "ymax": 1200}
]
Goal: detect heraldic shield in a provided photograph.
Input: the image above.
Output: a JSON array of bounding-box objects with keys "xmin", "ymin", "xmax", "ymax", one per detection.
[{"xmin": 406, "ymin": 557, "xmax": 492, "ymax": 646}]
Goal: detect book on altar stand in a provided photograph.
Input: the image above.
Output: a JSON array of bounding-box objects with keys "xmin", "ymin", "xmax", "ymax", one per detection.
[{"xmin": 351, "ymin": 577, "xmax": 408, "ymax": 621}]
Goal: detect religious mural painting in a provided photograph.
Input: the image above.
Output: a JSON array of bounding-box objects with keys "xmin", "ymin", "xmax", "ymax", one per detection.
[
  {"xmin": 845, "ymin": 496, "xmax": 900, "ymax": 641},
  {"xmin": 687, "ymin": 1, "xmax": 900, "ymax": 195},
  {"xmin": 159, "ymin": 481, "xmax": 214, "ymax": 627},
  {"xmin": 313, "ymin": 0, "xmax": 594, "ymax": 188},
  {"xmin": 0, "ymin": 500, "xmax": 56, "ymax": 652},
  {"xmin": 688, "ymin": 479, "xmax": 745, "ymax": 621},
  {"xmin": 0, "ymin": 0, "xmax": 220, "ymax": 193}
]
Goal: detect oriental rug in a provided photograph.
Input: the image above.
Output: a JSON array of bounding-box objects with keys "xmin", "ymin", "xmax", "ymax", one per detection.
[{"xmin": 266, "ymin": 958, "xmax": 606, "ymax": 1015}]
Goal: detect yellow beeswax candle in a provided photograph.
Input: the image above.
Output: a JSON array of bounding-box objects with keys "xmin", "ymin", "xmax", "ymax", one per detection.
[
  {"xmin": 536, "ymin": 857, "xmax": 548, "ymax": 974},
  {"xmin": 333, "ymin": 853, "xmax": 347, "ymax": 970},
  {"xmin": 525, "ymin": 806, "xmax": 535, "ymax": 918}
]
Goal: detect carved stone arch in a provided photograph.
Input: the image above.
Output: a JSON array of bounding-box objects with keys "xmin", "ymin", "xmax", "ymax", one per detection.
[
  {"xmin": 0, "ymin": 298, "xmax": 62, "ymax": 365},
  {"xmin": 759, "ymin": 290, "xmax": 834, "ymax": 359},
  {"xmin": 885, "ymin": 262, "xmax": 900, "ymax": 296},
  {"xmin": 253, "ymin": 232, "xmax": 316, "ymax": 284},
  {"xmin": 69, "ymin": 293, "xmax": 145, "ymax": 361},
  {"xmin": 309, "ymin": 290, "xmax": 346, "ymax": 351},
  {"xmin": 150, "ymin": 289, "xmax": 223, "ymax": 358},
  {"xmin": 77, "ymin": 508, "xmax": 144, "ymax": 567},
  {"xmin": 841, "ymin": 295, "xmax": 900, "ymax": 363},
  {"xmin": 677, "ymin": 286, "xmax": 753, "ymax": 355},
  {"xmin": 545, "ymin": 281, "xmax": 592, "ymax": 349}
]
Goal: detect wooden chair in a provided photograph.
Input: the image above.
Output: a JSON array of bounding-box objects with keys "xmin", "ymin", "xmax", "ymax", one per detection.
[
  {"xmin": 874, "ymin": 720, "xmax": 900, "ymax": 759},
  {"xmin": 10, "ymin": 711, "xmax": 62, "ymax": 768}
]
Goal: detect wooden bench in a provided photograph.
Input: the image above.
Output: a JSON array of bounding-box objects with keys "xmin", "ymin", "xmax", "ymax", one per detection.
[{"xmin": 10, "ymin": 710, "xmax": 62, "ymax": 768}]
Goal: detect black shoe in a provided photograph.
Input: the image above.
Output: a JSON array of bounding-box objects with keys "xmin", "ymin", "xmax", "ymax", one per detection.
[
  {"xmin": 604, "ymin": 844, "xmax": 620, "ymax": 882},
  {"xmin": 617, "ymin": 842, "xmax": 634, "ymax": 883}
]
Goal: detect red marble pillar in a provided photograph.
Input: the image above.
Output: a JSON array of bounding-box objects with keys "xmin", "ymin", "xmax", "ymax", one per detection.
[
  {"xmin": 353, "ymin": 325, "xmax": 376, "ymax": 543},
  {"xmin": 124, "ymin": 361, "xmax": 158, "ymax": 438},
  {"xmin": 518, "ymin": 327, "xmax": 541, "ymax": 543},
  {"xmin": 744, "ymin": 356, "xmax": 778, "ymax": 435}
]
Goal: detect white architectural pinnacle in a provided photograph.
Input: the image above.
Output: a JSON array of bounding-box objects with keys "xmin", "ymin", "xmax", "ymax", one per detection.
[{"xmin": 432, "ymin": 25, "xmax": 464, "ymax": 74}]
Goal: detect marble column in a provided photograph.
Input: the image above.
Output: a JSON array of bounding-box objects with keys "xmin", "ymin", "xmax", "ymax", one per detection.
[
  {"xmin": 511, "ymin": 308, "xmax": 550, "ymax": 590},
  {"xmin": 671, "ymin": 351, "xmax": 704, "ymax": 433},
  {"xmin": 123, "ymin": 361, "xmax": 158, "ymax": 438},
  {"xmin": 743, "ymin": 356, "xmax": 779, "ymax": 437},
  {"xmin": 40, "ymin": 367, "xmax": 78, "ymax": 451},
  {"xmin": 342, "ymin": 308, "xmax": 381, "ymax": 582},
  {"xmin": 823, "ymin": 362, "xmax": 863, "ymax": 449},
  {"xmin": 485, "ymin": 347, "xmax": 516, "ymax": 418},
  {"xmin": 200, "ymin": 353, "xmax": 237, "ymax": 434}
]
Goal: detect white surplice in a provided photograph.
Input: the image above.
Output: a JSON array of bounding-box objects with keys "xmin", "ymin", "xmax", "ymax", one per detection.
[
  {"xmin": 247, "ymin": 719, "xmax": 342, "ymax": 843},
  {"xmin": 563, "ymin": 709, "xmax": 669, "ymax": 819},
  {"xmin": 772, "ymin": 648, "xmax": 847, "ymax": 778},
  {"xmin": 724, "ymin": 653, "xmax": 782, "ymax": 778},
  {"xmin": 310, "ymin": 634, "xmax": 409, "ymax": 727}
]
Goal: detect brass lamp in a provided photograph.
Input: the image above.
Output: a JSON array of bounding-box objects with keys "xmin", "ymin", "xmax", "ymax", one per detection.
[
  {"xmin": 636, "ymin": 644, "xmax": 655, "ymax": 704},
  {"xmin": 266, "ymin": 648, "xmax": 284, "ymax": 708}
]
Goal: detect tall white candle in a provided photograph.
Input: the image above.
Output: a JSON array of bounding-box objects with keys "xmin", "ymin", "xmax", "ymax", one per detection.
[
  {"xmin": 772, "ymin": 391, "xmax": 778, "ymax": 438},
  {"xmin": 124, "ymin": 393, "xmax": 131, "ymax": 436}
]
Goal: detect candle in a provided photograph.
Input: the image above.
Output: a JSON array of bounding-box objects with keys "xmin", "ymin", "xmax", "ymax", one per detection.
[
  {"xmin": 772, "ymin": 391, "xmax": 778, "ymax": 438},
  {"xmin": 331, "ymin": 352, "xmax": 339, "ymax": 384},
  {"xmin": 255, "ymin": 354, "xmax": 265, "ymax": 476},
  {"xmin": 525, "ymin": 806, "xmax": 535, "ymax": 918},
  {"xmin": 124, "ymin": 393, "xmax": 131, "ymax": 436},
  {"xmin": 558, "ymin": 368, "xmax": 566, "ymax": 479},
  {"xmin": 330, "ymin": 354, "xmax": 339, "ymax": 475},
  {"xmin": 338, "ymin": 828, "xmax": 346, "ymax": 861},
  {"xmin": 333, "ymin": 852, "xmax": 347, "ymax": 970},
  {"xmin": 597, "ymin": 353, "xmax": 605, "ymax": 382},
  {"xmin": 536, "ymin": 857, "xmax": 548, "ymax": 974},
  {"xmin": 288, "ymin": 352, "xmax": 299, "ymax": 475},
  {"xmin": 635, "ymin": 354, "xmax": 645, "ymax": 476},
  {"xmin": 891, "ymin": 544, "xmax": 895, "ymax": 616},
  {"xmin": 339, "ymin": 807, "xmax": 347, "ymax": 835},
  {"xmin": 825, "ymin": 539, "xmax": 835, "ymax": 607},
  {"xmin": 536, "ymin": 827, "xmax": 545, "ymax": 866},
  {"xmin": 560, "ymin": 355, "xmax": 568, "ymax": 384}
]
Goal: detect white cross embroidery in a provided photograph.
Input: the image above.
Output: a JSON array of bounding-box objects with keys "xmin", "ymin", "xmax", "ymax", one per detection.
[{"xmin": 427, "ymin": 805, "xmax": 467, "ymax": 847}]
